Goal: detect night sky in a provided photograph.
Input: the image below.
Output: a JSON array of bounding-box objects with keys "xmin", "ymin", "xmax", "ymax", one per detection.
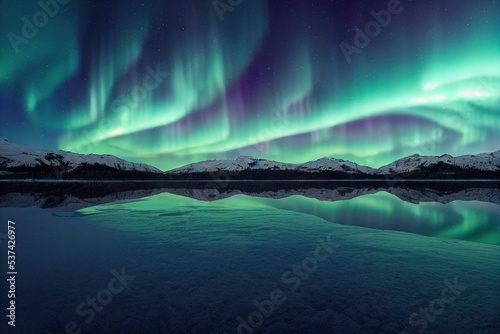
[{"xmin": 1, "ymin": 0, "xmax": 499, "ymax": 170}]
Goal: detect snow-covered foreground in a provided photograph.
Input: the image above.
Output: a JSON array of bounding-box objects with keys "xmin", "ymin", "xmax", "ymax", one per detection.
[{"xmin": 0, "ymin": 193, "xmax": 499, "ymax": 334}]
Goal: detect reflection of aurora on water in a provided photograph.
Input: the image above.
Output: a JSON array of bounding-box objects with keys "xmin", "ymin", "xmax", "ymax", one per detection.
[
  {"xmin": 77, "ymin": 190, "xmax": 500, "ymax": 245},
  {"xmin": 1, "ymin": 0, "xmax": 499, "ymax": 171}
]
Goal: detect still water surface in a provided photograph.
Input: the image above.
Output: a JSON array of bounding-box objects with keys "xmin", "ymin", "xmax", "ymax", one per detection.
[{"xmin": 1, "ymin": 189, "xmax": 499, "ymax": 333}]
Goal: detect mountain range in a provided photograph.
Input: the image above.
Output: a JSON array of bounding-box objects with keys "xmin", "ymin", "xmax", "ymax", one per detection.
[{"xmin": 1, "ymin": 138, "xmax": 499, "ymax": 180}]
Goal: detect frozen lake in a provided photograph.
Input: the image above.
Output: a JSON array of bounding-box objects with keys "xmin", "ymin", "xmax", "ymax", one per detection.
[{"xmin": 0, "ymin": 187, "xmax": 499, "ymax": 333}]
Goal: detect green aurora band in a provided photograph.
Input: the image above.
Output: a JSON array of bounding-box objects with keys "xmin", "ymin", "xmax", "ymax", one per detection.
[{"xmin": 1, "ymin": 0, "xmax": 499, "ymax": 170}]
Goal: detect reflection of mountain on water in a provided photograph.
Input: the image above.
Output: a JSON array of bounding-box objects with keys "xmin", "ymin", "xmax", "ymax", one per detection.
[
  {"xmin": 1, "ymin": 180, "xmax": 499, "ymax": 209},
  {"xmin": 166, "ymin": 184, "xmax": 500, "ymax": 205}
]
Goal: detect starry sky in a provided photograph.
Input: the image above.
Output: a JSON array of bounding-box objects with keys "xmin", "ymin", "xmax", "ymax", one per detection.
[{"xmin": 1, "ymin": 0, "xmax": 499, "ymax": 170}]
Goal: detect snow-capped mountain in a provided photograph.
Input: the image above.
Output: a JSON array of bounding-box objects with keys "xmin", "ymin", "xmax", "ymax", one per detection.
[
  {"xmin": 377, "ymin": 152, "xmax": 500, "ymax": 175},
  {"xmin": 297, "ymin": 157, "xmax": 376, "ymax": 174},
  {"xmin": 169, "ymin": 156, "xmax": 376, "ymax": 175},
  {"xmin": 1, "ymin": 137, "xmax": 499, "ymax": 180},
  {"xmin": 167, "ymin": 151, "xmax": 500, "ymax": 179},
  {"xmin": 0, "ymin": 138, "xmax": 161, "ymax": 179}
]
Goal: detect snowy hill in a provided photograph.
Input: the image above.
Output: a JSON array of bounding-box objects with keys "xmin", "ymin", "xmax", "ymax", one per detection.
[
  {"xmin": 377, "ymin": 152, "xmax": 500, "ymax": 175},
  {"xmin": 167, "ymin": 151, "xmax": 500, "ymax": 179},
  {"xmin": 0, "ymin": 138, "xmax": 161, "ymax": 179},
  {"xmin": 1, "ymin": 138, "xmax": 499, "ymax": 180},
  {"xmin": 169, "ymin": 156, "xmax": 376, "ymax": 175}
]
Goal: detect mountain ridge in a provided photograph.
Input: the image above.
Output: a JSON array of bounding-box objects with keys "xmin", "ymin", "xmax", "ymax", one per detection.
[
  {"xmin": 1, "ymin": 138, "xmax": 499, "ymax": 180},
  {"xmin": 168, "ymin": 151, "xmax": 500, "ymax": 180},
  {"xmin": 0, "ymin": 138, "xmax": 162, "ymax": 179}
]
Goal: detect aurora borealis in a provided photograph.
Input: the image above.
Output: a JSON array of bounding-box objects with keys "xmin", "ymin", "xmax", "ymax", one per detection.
[{"xmin": 1, "ymin": 0, "xmax": 499, "ymax": 170}]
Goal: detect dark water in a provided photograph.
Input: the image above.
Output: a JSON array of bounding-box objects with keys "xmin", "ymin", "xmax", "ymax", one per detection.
[{"xmin": 0, "ymin": 185, "xmax": 499, "ymax": 333}]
